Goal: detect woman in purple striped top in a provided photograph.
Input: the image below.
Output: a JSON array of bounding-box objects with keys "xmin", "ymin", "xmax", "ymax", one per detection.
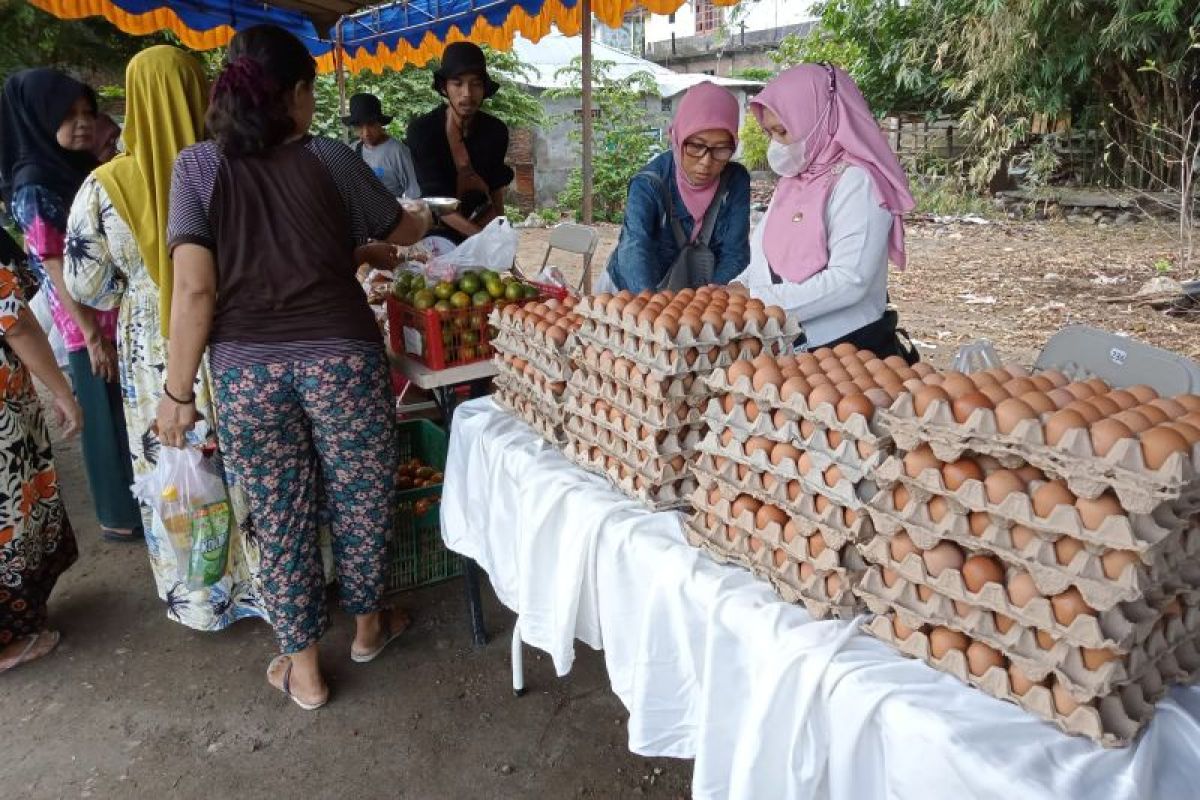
[{"xmin": 157, "ymin": 24, "xmax": 432, "ymax": 710}]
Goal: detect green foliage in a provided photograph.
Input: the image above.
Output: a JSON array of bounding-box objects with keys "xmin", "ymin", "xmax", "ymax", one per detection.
[
  {"xmin": 547, "ymin": 59, "xmax": 664, "ymax": 223},
  {"xmin": 312, "ymin": 45, "xmax": 543, "ymax": 141},
  {"xmin": 908, "ymin": 171, "xmax": 995, "ymax": 218},
  {"xmin": 731, "ymin": 66, "xmax": 774, "ymax": 83},
  {"xmin": 738, "ymin": 114, "xmax": 769, "ymax": 172}
]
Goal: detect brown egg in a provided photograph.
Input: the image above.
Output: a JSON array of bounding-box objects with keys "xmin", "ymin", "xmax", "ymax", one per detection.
[
  {"xmin": 952, "ymin": 392, "xmax": 995, "ymax": 424},
  {"xmin": 779, "ymin": 377, "xmax": 811, "ymax": 402},
  {"xmin": 1172, "ymin": 394, "xmax": 1200, "ymax": 412},
  {"xmin": 814, "ymin": 495, "xmax": 833, "ymax": 517},
  {"xmin": 719, "ymin": 428, "xmax": 736, "ymax": 448},
  {"xmin": 1089, "ymin": 418, "xmax": 1134, "ymax": 457},
  {"xmin": 929, "ymin": 627, "xmax": 970, "ymax": 659},
  {"xmin": 755, "ymin": 504, "xmax": 788, "ymax": 531},
  {"xmin": 1076, "ymin": 493, "xmax": 1122, "ymax": 531},
  {"xmin": 927, "ymin": 496, "xmax": 951, "ymax": 522},
  {"xmin": 978, "ymin": 384, "xmax": 1012, "ymax": 406},
  {"xmin": 922, "ymin": 541, "xmax": 965, "ymax": 577},
  {"xmin": 770, "ymin": 443, "xmax": 802, "ymax": 467},
  {"xmin": 1140, "ymin": 426, "xmax": 1190, "ymax": 469},
  {"xmin": 744, "ymin": 436, "xmax": 774, "ymax": 459},
  {"xmin": 1007, "ymin": 571, "xmax": 1041, "ymax": 607},
  {"xmin": 805, "ymin": 531, "xmax": 828, "ymax": 559},
  {"xmin": 1101, "ymin": 549, "xmax": 1139, "ymax": 580},
  {"xmin": 1018, "ymin": 392, "xmax": 1057, "ymax": 416},
  {"xmin": 864, "ymin": 387, "xmax": 894, "ymax": 409},
  {"xmin": 744, "ymin": 399, "xmax": 763, "ymax": 422},
  {"xmin": 1166, "ymin": 421, "xmax": 1200, "ymax": 445},
  {"xmin": 773, "ymin": 408, "xmax": 792, "ymax": 431},
  {"xmin": 903, "ymin": 445, "xmax": 940, "ymax": 478},
  {"xmin": 942, "ymin": 458, "xmax": 984, "ymax": 490},
  {"xmin": 1052, "ymin": 680, "xmax": 1081, "ymax": 716},
  {"xmin": 762, "ymin": 473, "xmax": 778, "ymax": 492},
  {"xmin": 1054, "ymin": 536, "xmax": 1085, "ymax": 567},
  {"xmin": 1113, "ymin": 409, "xmax": 1153, "ymax": 433},
  {"xmin": 1009, "ymin": 525, "xmax": 1036, "ymax": 551},
  {"xmin": 753, "ymin": 366, "xmax": 785, "ymax": 393},
  {"xmin": 891, "ymin": 616, "xmax": 916, "ymax": 640},
  {"xmin": 1044, "ymin": 409, "xmax": 1089, "ymax": 446},
  {"xmin": 962, "ymin": 555, "xmax": 1005, "ymax": 592},
  {"xmin": 727, "ymin": 360, "xmax": 756, "ymax": 386},
  {"xmin": 984, "ymin": 470, "xmax": 1026, "ymax": 504},
  {"xmin": 825, "ymin": 573, "xmax": 844, "ymax": 598},
  {"xmin": 993, "ymin": 398, "xmax": 1038, "ymax": 434},
  {"xmin": 941, "ymin": 374, "xmax": 977, "ymax": 399},
  {"xmin": 1101, "ymin": 389, "xmax": 1135, "ymax": 410},
  {"xmin": 913, "ymin": 385, "xmax": 952, "ymax": 416},
  {"xmin": 1064, "ymin": 382, "xmax": 1096, "ymax": 400},
  {"xmin": 881, "ymin": 568, "xmax": 900, "ymax": 588},
  {"xmin": 1046, "ymin": 388, "xmax": 1077, "ymax": 409},
  {"xmin": 731, "ymin": 494, "xmax": 762, "ymax": 520},
  {"xmin": 1051, "ymin": 587, "xmax": 1094, "ymax": 626},
  {"xmin": 916, "ymin": 584, "xmax": 935, "ymax": 602},
  {"xmin": 893, "ymin": 485, "xmax": 912, "ymax": 512},
  {"xmin": 808, "ymin": 384, "xmax": 843, "ymax": 410},
  {"xmin": 967, "ymin": 641, "xmax": 1006, "ymax": 677},
  {"xmin": 1039, "ymin": 369, "xmax": 1069, "ymax": 388},
  {"xmin": 968, "ymin": 512, "xmax": 991, "ymax": 537},
  {"xmin": 786, "ymin": 480, "xmax": 802, "ymax": 502},
  {"xmin": 1135, "ymin": 404, "xmax": 1170, "ymax": 426},
  {"xmin": 1064, "ymin": 400, "xmax": 1105, "ymax": 424},
  {"xmin": 1082, "ymin": 647, "xmax": 1118, "ymax": 671},
  {"xmin": 1126, "ymin": 384, "xmax": 1158, "ymax": 403},
  {"xmin": 890, "ymin": 531, "xmax": 919, "ymax": 562},
  {"xmin": 780, "ymin": 520, "xmax": 799, "ymax": 543},
  {"xmin": 1015, "ymin": 465, "xmax": 1043, "ymax": 484},
  {"xmin": 824, "ymin": 465, "xmax": 845, "ymax": 488},
  {"xmin": 857, "ymin": 440, "xmax": 878, "ymax": 459},
  {"xmin": 1036, "ymin": 629, "xmax": 1056, "ymax": 651},
  {"xmin": 1032, "ymin": 480, "xmax": 1077, "ymax": 518},
  {"xmin": 837, "ymin": 393, "xmax": 875, "ymax": 422},
  {"xmin": 797, "ymin": 452, "xmax": 815, "ymax": 475},
  {"xmin": 994, "ymin": 613, "xmax": 1016, "ymax": 634},
  {"xmin": 1008, "ymin": 664, "xmax": 1041, "ymax": 696},
  {"xmin": 827, "ymin": 430, "xmax": 844, "ymax": 448}
]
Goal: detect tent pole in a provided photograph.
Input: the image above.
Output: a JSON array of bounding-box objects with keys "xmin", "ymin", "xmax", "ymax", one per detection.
[
  {"xmin": 580, "ymin": 0, "xmax": 594, "ymax": 227},
  {"xmin": 335, "ymin": 18, "xmax": 349, "ymax": 143}
]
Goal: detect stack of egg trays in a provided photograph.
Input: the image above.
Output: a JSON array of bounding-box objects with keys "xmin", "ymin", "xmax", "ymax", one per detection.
[
  {"xmin": 683, "ymin": 358, "xmax": 897, "ymax": 619},
  {"xmin": 489, "ymin": 312, "xmax": 576, "ymax": 445},
  {"xmin": 858, "ymin": 440, "xmax": 1200, "ymax": 746}
]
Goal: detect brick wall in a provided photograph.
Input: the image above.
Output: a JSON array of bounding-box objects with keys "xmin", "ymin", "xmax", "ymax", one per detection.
[{"xmin": 507, "ymin": 127, "xmax": 536, "ymax": 213}]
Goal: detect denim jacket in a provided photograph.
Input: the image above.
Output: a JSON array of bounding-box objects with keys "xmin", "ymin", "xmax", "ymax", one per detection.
[{"xmin": 605, "ymin": 151, "xmax": 751, "ymax": 292}]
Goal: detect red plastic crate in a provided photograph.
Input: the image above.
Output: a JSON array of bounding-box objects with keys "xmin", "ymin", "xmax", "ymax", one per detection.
[{"xmin": 387, "ymin": 296, "xmax": 493, "ymax": 370}]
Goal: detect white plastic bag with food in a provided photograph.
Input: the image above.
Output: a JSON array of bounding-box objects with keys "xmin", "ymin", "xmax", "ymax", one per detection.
[
  {"xmin": 437, "ymin": 217, "xmax": 518, "ymax": 275},
  {"xmin": 131, "ymin": 446, "xmax": 233, "ymax": 590}
]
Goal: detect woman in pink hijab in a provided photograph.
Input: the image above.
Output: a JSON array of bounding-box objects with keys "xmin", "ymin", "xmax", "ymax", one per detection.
[
  {"xmin": 735, "ymin": 64, "xmax": 918, "ymax": 361},
  {"xmin": 599, "ymin": 82, "xmax": 751, "ymax": 292}
]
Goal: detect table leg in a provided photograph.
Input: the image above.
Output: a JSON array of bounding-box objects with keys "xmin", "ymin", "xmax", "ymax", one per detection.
[{"xmin": 463, "ymin": 557, "xmax": 489, "ymax": 647}]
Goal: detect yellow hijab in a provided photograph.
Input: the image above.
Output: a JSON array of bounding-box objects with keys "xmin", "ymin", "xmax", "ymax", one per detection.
[{"xmin": 94, "ymin": 46, "xmax": 208, "ymax": 338}]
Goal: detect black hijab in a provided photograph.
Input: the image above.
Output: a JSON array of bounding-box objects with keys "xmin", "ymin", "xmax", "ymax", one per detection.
[{"xmin": 0, "ymin": 68, "xmax": 98, "ymax": 204}]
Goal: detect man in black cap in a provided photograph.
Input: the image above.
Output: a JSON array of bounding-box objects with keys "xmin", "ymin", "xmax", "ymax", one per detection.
[
  {"xmin": 343, "ymin": 92, "xmax": 420, "ymax": 199},
  {"xmin": 407, "ymin": 42, "xmax": 514, "ymax": 243}
]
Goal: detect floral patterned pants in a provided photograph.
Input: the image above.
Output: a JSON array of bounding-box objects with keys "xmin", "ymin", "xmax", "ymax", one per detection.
[{"xmin": 212, "ymin": 347, "xmax": 398, "ymax": 654}]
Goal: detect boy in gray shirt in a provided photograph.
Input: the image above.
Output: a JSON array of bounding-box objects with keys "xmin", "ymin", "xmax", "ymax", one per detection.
[{"xmin": 343, "ymin": 93, "xmax": 421, "ymax": 199}]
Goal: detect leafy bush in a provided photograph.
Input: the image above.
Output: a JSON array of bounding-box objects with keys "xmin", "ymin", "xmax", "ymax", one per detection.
[{"xmin": 739, "ymin": 114, "xmax": 770, "ymax": 172}]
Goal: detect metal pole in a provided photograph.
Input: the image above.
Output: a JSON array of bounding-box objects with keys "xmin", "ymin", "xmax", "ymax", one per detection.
[
  {"xmin": 581, "ymin": 0, "xmax": 594, "ymax": 225},
  {"xmin": 335, "ymin": 18, "xmax": 349, "ymax": 143}
]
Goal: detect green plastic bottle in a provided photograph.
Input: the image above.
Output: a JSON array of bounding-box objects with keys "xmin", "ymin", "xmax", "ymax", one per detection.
[{"xmin": 186, "ymin": 499, "xmax": 232, "ymax": 589}]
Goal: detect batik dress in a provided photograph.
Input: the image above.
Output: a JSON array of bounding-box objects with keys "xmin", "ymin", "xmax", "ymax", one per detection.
[
  {"xmin": 63, "ymin": 174, "xmax": 268, "ymax": 630},
  {"xmin": 0, "ymin": 262, "xmax": 78, "ymax": 643}
]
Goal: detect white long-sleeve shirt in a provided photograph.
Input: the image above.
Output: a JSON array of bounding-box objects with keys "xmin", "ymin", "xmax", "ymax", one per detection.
[{"xmin": 736, "ymin": 165, "xmax": 894, "ymax": 348}]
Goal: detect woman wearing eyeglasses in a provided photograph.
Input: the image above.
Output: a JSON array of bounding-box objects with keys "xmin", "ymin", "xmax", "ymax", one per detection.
[
  {"xmin": 599, "ymin": 82, "xmax": 750, "ymax": 292},
  {"xmin": 735, "ymin": 64, "xmax": 918, "ymax": 361}
]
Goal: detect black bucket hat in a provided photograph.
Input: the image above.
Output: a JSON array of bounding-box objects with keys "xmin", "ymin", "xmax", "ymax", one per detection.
[
  {"xmin": 433, "ymin": 42, "xmax": 500, "ymax": 99},
  {"xmin": 342, "ymin": 93, "xmax": 393, "ymax": 126}
]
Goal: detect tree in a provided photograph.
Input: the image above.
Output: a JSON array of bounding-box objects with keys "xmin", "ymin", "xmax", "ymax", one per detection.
[
  {"xmin": 311, "ymin": 45, "xmax": 543, "ymax": 141},
  {"xmin": 546, "ymin": 59, "xmax": 663, "ymax": 223}
]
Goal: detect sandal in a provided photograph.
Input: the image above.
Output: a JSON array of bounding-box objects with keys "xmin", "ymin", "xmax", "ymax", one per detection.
[
  {"xmin": 266, "ymin": 655, "xmax": 328, "ymax": 711},
  {"xmin": 0, "ymin": 630, "xmax": 61, "ymax": 674},
  {"xmin": 351, "ymin": 608, "xmax": 412, "ymax": 663},
  {"xmin": 102, "ymin": 526, "xmax": 144, "ymax": 543}
]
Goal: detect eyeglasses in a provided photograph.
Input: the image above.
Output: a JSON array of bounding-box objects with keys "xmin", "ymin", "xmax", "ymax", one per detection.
[{"xmin": 682, "ymin": 140, "xmax": 736, "ymax": 162}]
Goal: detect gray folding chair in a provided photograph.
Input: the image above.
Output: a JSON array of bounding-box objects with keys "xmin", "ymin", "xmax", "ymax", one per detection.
[{"xmin": 539, "ymin": 223, "xmax": 600, "ymax": 293}]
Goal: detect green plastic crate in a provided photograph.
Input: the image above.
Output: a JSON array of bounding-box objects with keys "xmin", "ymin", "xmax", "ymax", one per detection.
[{"xmin": 386, "ymin": 419, "xmax": 461, "ymax": 593}]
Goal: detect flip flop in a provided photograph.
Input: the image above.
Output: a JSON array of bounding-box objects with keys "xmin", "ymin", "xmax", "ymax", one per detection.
[
  {"xmin": 101, "ymin": 526, "xmax": 144, "ymax": 543},
  {"xmin": 266, "ymin": 655, "xmax": 328, "ymax": 711},
  {"xmin": 351, "ymin": 608, "xmax": 412, "ymax": 663},
  {"xmin": 0, "ymin": 630, "xmax": 61, "ymax": 674}
]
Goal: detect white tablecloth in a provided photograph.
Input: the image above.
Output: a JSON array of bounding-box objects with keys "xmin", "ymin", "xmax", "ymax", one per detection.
[{"xmin": 441, "ymin": 398, "xmax": 1200, "ymax": 800}]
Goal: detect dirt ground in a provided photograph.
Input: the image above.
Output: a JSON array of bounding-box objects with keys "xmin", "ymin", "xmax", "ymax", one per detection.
[{"xmin": 6, "ymin": 218, "xmax": 1192, "ymax": 800}]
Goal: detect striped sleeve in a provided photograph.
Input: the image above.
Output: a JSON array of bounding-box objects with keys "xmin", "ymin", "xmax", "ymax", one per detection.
[
  {"xmin": 167, "ymin": 142, "xmax": 220, "ymax": 254},
  {"xmin": 307, "ymin": 136, "xmax": 403, "ymax": 246}
]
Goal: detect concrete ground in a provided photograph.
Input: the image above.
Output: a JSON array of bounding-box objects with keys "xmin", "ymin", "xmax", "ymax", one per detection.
[{"xmin": 3, "ymin": 433, "xmax": 692, "ymax": 799}]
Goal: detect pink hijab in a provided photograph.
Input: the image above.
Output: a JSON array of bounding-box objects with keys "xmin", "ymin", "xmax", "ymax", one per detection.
[
  {"xmin": 670, "ymin": 82, "xmax": 741, "ymax": 241},
  {"xmin": 751, "ymin": 64, "xmax": 915, "ymax": 282}
]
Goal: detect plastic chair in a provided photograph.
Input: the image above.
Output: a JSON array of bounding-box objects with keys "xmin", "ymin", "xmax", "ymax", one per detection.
[
  {"xmin": 539, "ymin": 223, "xmax": 600, "ymax": 293},
  {"xmin": 1034, "ymin": 324, "xmax": 1200, "ymax": 395}
]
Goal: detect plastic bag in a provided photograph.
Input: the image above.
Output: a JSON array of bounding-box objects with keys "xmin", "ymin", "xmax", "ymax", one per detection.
[
  {"xmin": 131, "ymin": 446, "xmax": 232, "ymax": 590},
  {"xmin": 437, "ymin": 217, "xmax": 518, "ymax": 275},
  {"xmin": 953, "ymin": 339, "xmax": 1002, "ymax": 373}
]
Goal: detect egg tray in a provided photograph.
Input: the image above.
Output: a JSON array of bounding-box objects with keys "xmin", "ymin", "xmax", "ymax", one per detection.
[
  {"xmin": 562, "ymin": 434, "xmax": 697, "ymax": 511},
  {"xmin": 564, "ymin": 372, "xmax": 708, "ymax": 429},
  {"xmin": 868, "ymin": 494, "xmax": 1200, "ymax": 614},
  {"xmin": 857, "ymin": 534, "xmax": 1171, "ymax": 651},
  {"xmin": 494, "ymin": 386, "xmax": 565, "ymax": 445},
  {"xmin": 691, "ymin": 458, "xmax": 874, "ymax": 551},
  {"xmin": 562, "ymin": 428, "xmax": 695, "ymax": 485},
  {"xmin": 576, "ymin": 316, "xmax": 797, "ymax": 357},
  {"xmin": 862, "ymin": 614, "xmax": 1159, "ymax": 748},
  {"xmin": 490, "ymin": 316, "xmax": 578, "ymax": 355},
  {"xmin": 490, "ymin": 310, "xmax": 580, "ymax": 346},
  {"xmin": 881, "ymin": 393, "xmax": 1200, "ymax": 513},
  {"xmin": 570, "ymin": 354, "xmax": 710, "ymax": 404},
  {"xmin": 856, "ymin": 566, "xmax": 1200, "ymax": 701},
  {"xmin": 704, "ymin": 367, "xmax": 890, "ymax": 446},
  {"xmin": 491, "ymin": 335, "xmax": 575, "ymax": 382},
  {"xmin": 574, "ymin": 326, "xmax": 792, "ymax": 379},
  {"xmin": 701, "ymin": 419, "xmax": 884, "ymax": 488},
  {"xmin": 563, "ymin": 394, "xmax": 707, "ymax": 456},
  {"xmin": 702, "ymin": 400, "xmax": 890, "ymax": 482},
  {"xmin": 689, "ymin": 484, "xmax": 865, "ymax": 573},
  {"xmin": 563, "ymin": 416, "xmax": 707, "ymax": 464},
  {"xmin": 573, "ymin": 296, "xmax": 802, "ymax": 348},
  {"xmin": 864, "ymin": 474, "xmax": 1200, "ymax": 599},
  {"xmin": 494, "ymin": 363, "xmax": 570, "ymax": 410},
  {"xmin": 871, "ymin": 455, "xmax": 1185, "ymax": 552},
  {"xmin": 697, "ymin": 431, "xmax": 878, "ymax": 511},
  {"xmin": 684, "ymin": 515, "xmax": 862, "ymax": 620}
]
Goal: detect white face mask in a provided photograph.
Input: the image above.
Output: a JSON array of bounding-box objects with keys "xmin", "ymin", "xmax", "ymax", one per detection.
[{"xmin": 767, "ymin": 138, "xmax": 807, "ymax": 177}]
